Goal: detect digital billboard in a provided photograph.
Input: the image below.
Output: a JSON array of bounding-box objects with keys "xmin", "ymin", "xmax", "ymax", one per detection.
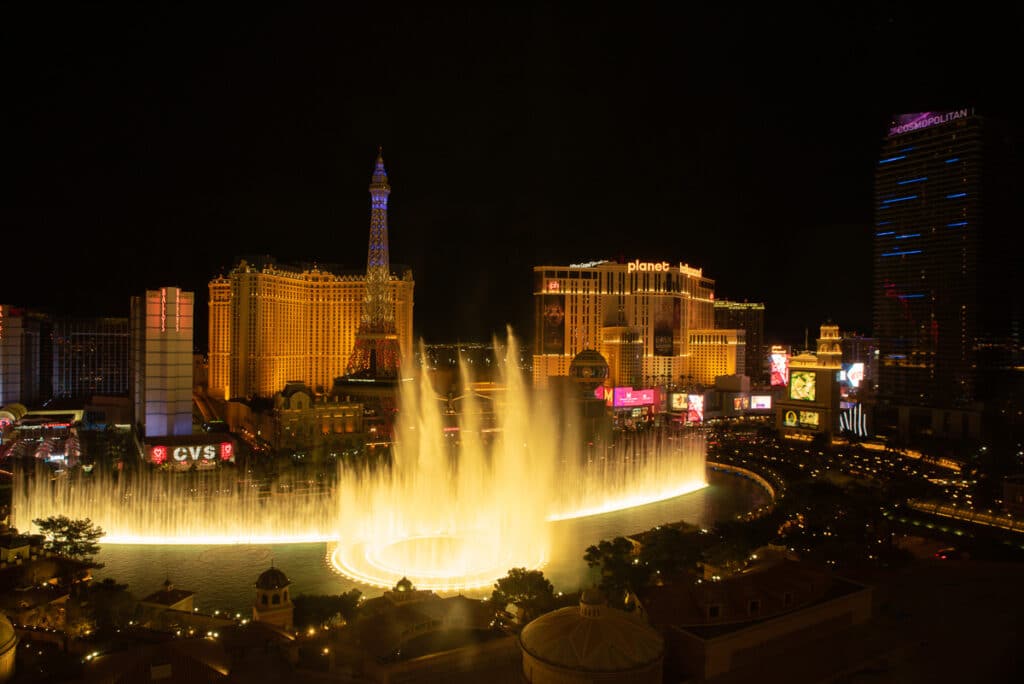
[
  {"xmin": 612, "ymin": 387, "xmax": 656, "ymax": 408},
  {"xmin": 750, "ymin": 395, "xmax": 772, "ymax": 410},
  {"xmin": 669, "ymin": 392, "xmax": 688, "ymax": 412},
  {"xmin": 652, "ymin": 298, "xmax": 676, "ymax": 357},
  {"xmin": 770, "ymin": 352, "xmax": 790, "ymax": 387},
  {"xmin": 843, "ymin": 362, "xmax": 864, "ymax": 388},
  {"xmin": 840, "ymin": 402, "xmax": 868, "ymax": 437},
  {"xmin": 687, "ymin": 394, "xmax": 704, "ymax": 423},
  {"xmin": 789, "ymin": 371, "xmax": 816, "ymax": 401},
  {"xmin": 732, "ymin": 396, "xmax": 749, "ymax": 411},
  {"xmin": 540, "ymin": 295, "xmax": 565, "ymax": 354},
  {"xmin": 798, "ymin": 410, "xmax": 820, "ymax": 428},
  {"xmin": 784, "ymin": 409, "xmax": 820, "ymax": 429}
]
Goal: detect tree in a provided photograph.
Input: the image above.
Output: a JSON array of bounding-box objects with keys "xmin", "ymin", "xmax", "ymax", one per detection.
[
  {"xmin": 33, "ymin": 516, "xmax": 104, "ymax": 560},
  {"xmin": 583, "ymin": 537, "xmax": 649, "ymax": 603},
  {"xmin": 638, "ymin": 525, "xmax": 704, "ymax": 578},
  {"xmin": 293, "ymin": 589, "xmax": 362, "ymax": 628},
  {"xmin": 491, "ymin": 568, "xmax": 555, "ymax": 622}
]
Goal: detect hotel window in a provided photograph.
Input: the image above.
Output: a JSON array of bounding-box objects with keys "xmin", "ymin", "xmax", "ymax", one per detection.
[
  {"xmin": 748, "ymin": 599, "xmax": 760, "ymax": 616},
  {"xmin": 707, "ymin": 604, "xmax": 720, "ymax": 619}
]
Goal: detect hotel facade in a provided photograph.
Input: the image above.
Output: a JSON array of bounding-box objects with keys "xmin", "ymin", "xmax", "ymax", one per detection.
[
  {"xmin": 208, "ymin": 258, "xmax": 414, "ymax": 399},
  {"xmin": 532, "ymin": 260, "xmax": 741, "ymax": 389},
  {"xmin": 130, "ymin": 286, "xmax": 194, "ymax": 438}
]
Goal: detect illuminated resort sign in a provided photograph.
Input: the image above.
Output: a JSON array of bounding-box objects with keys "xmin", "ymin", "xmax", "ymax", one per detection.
[
  {"xmin": 887, "ymin": 109, "xmax": 970, "ymax": 137},
  {"xmin": 611, "ymin": 387, "xmax": 656, "ymax": 408},
  {"xmin": 626, "ymin": 260, "xmax": 703, "ymax": 275},
  {"xmin": 789, "ymin": 371, "xmax": 816, "ymax": 402},
  {"xmin": 750, "ymin": 395, "xmax": 772, "ymax": 410},
  {"xmin": 627, "ymin": 260, "xmax": 672, "ymax": 273}
]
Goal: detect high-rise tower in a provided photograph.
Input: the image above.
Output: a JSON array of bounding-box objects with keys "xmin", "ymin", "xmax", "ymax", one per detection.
[
  {"xmin": 873, "ymin": 109, "xmax": 1020, "ymax": 413},
  {"xmin": 346, "ymin": 150, "xmax": 402, "ymax": 378}
]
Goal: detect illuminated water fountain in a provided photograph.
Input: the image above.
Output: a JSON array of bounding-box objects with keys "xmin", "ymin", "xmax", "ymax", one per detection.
[
  {"xmin": 328, "ymin": 335, "xmax": 703, "ymax": 591},
  {"xmin": 14, "ymin": 337, "xmax": 706, "ymax": 592}
]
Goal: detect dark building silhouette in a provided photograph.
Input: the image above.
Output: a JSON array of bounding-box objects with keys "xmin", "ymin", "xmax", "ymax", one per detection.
[
  {"xmin": 714, "ymin": 301, "xmax": 765, "ymax": 385},
  {"xmin": 873, "ymin": 109, "xmax": 1021, "ymax": 437}
]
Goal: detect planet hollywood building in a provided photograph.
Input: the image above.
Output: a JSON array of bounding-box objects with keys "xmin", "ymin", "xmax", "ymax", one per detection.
[{"xmin": 533, "ymin": 260, "xmax": 743, "ymax": 391}]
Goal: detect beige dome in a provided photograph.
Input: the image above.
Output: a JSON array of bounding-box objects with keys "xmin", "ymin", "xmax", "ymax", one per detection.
[
  {"xmin": 519, "ymin": 595, "xmax": 663, "ymax": 675},
  {"xmin": 0, "ymin": 613, "xmax": 16, "ymax": 682}
]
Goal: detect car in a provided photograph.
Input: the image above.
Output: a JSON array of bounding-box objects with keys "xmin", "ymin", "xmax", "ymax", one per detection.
[{"xmin": 934, "ymin": 547, "xmax": 969, "ymax": 560}]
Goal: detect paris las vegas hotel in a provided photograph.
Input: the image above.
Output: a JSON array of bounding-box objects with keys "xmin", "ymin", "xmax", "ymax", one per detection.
[
  {"xmin": 206, "ymin": 152, "xmax": 414, "ymax": 401},
  {"xmin": 533, "ymin": 259, "xmax": 745, "ymax": 389},
  {"xmin": 207, "ymin": 260, "xmax": 414, "ymax": 399}
]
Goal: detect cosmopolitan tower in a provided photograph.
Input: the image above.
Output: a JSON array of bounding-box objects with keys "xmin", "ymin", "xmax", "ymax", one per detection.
[
  {"xmin": 873, "ymin": 109, "xmax": 1020, "ymax": 436},
  {"xmin": 346, "ymin": 150, "xmax": 403, "ymax": 378}
]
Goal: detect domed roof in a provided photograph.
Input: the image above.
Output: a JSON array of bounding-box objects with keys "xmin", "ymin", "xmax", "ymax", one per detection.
[
  {"xmin": 0, "ymin": 613, "xmax": 16, "ymax": 655},
  {"xmin": 256, "ymin": 566, "xmax": 290, "ymax": 590},
  {"xmin": 519, "ymin": 595, "xmax": 663, "ymax": 673},
  {"xmin": 569, "ymin": 350, "xmax": 609, "ymax": 375}
]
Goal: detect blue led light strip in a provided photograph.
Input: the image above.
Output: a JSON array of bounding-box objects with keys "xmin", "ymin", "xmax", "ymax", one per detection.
[
  {"xmin": 875, "ymin": 231, "xmax": 895, "ymax": 237},
  {"xmin": 882, "ymin": 195, "xmax": 918, "ymax": 204},
  {"xmin": 894, "ymin": 233, "xmax": 920, "ymax": 239},
  {"xmin": 945, "ymin": 157, "xmax": 960, "ymax": 163},
  {"xmin": 881, "ymin": 250, "xmax": 922, "ymax": 257},
  {"xmin": 879, "ymin": 155, "xmax": 906, "ymax": 164},
  {"xmin": 897, "ymin": 177, "xmax": 927, "ymax": 185},
  {"xmin": 946, "ymin": 192, "xmax": 967, "ymax": 199},
  {"xmin": 947, "ymin": 221, "xmax": 968, "ymax": 227}
]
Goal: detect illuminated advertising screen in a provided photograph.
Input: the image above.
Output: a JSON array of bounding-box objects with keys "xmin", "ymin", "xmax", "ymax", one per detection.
[
  {"xmin": 783, "ymin": 410, "xmax": 798, "ymax": 427},
  {"xmin": 669, "ymin": 393, "xmax": 688, "ymax": 412},
  {"xmin": 652, "ymin": 298, "xmax": 676, "ymax": 357},
  {"xmin": 150, "ymin": 442, "xmax": 235, "ymax": 466},
  {"xmin": 789, "ymin": 371, "xmax": 816, "ymax": 401},
  {"xmin": 770, "ymin": 352, "xmax": 790, "ymax": 387},
  {"xmin": 798, "ymin": 411, "xmax": 820, "ymax": 428},
  {"xmin": 750, "ymin": 395, "xmax": 772, "ymax": 410},
  {"xmin": 687, "ymin": 395, "xmax": 704, "ymax": 423},
  {"xmin": 540, "ymin": 295, "xmax": 565, "ymax": 354},
  {"xmin": 843, "ymin": 362, "xmax": 864, "ymax": 388},
  {"xmin": 612, "ymin": 387, "xmax": 656, "ymax": 408}
]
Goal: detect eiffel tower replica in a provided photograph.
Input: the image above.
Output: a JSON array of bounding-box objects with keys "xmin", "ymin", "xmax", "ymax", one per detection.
[{"xmin": 345, "ymin": 149, "xmax": 402, "ymax": 379}]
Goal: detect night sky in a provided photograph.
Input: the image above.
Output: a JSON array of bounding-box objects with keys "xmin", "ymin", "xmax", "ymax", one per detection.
[{"xmin": 7, "ymin": 4, "xmax": 1020, "ymax": 351}]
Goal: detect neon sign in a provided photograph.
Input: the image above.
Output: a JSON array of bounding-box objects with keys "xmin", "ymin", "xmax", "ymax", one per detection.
[
  {"xmin": 150, "ymin": 442, "xmax": 234, "ymax": 465},
  {"xmin": 612, "ymin": 387, "xmax": 655, "ymax": 407},
  {"xmin": 627, "ymin": 260, "xmax": 672, "ymax": 273},
  {"xmin": 887, "ymin": 109, "xmax": 970, "ymax": 137}
]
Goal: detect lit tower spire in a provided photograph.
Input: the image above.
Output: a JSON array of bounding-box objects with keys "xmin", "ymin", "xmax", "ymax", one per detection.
[{"xmin": 346, "ymin": 149, "xmax": 401, "ymax": 378}]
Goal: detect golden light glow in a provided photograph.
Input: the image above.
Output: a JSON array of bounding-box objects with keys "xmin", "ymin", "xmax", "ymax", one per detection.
[{"xmin": 18, "ymin": 334, "xmax": 707, "ymax": 593}]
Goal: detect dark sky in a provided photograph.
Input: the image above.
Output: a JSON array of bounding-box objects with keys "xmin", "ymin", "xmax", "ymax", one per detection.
[{"xmin": 6, "ymin": 4, "xmax": 1021, "ymax": 350}]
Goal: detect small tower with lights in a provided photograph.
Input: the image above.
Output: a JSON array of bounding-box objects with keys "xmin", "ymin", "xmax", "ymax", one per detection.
[{"xmin": 253, "ymin": 565, "xmax": 293, "ymax": 630}]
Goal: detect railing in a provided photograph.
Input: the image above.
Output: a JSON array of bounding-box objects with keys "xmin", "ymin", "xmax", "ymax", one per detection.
[{"xmin": 907, "ymin": 499, "xmax": 1024, "ymax": 534}]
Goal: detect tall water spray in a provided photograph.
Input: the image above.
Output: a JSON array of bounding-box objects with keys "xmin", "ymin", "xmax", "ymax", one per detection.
[{"xmin": 14, "ymin": 335, "xmax": 706, "ymax": 592}]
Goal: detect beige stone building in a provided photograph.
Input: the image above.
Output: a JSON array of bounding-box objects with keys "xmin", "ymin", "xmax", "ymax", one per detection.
[
  {"xmin": 208, "ymin": 259, "xmax": 413, "ymax": 399},
  {"xmin": 533, "ymin": 260, "xmax": 735, "ymax": 390}
]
